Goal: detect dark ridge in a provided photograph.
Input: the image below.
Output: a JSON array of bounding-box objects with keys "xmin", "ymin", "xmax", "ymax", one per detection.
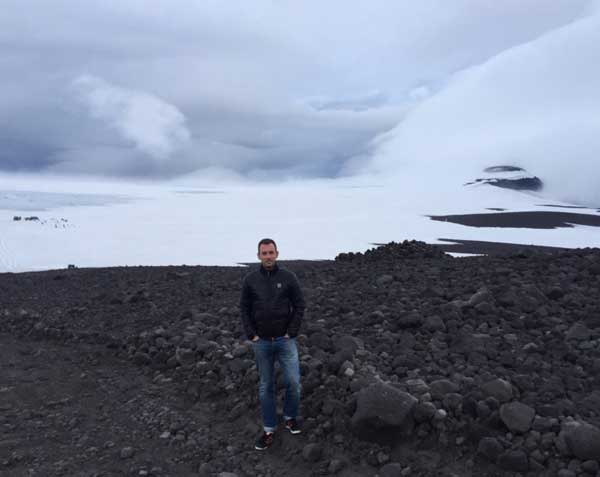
[
  {"xmin": 463, "ymin": 176, "xmax": 543, "ymax": 191},
  {"xmin": 485, "ymin": 207, "xmax": 506, "ymax": 211},
  {"xmin": 432, "ymin": 238, "xmax": 570, "ymax": 256},
  {"xmin": 463, "ymin": 178, "xmax": 485, "ymax": 185},
  {"xmin": 429, "ymin": 210, "xmax": 600, "ymax": 229},
  {"xmin": 483, "ymin": 165, "xmax": 524, "ymax": 173},
  {"xmin": 537, "ymin": 203, "xmax": 591, "ymax": 210},
  {"xmin": 487, "ymin": 177, "xmax": 543, "ymax": 191},
  {"xmin": 336, "ymin": 240, "xmax": 446, "ymax": 262}
]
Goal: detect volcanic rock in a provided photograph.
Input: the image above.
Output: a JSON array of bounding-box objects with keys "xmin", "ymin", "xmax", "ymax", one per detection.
[
  {"xmin": 3, "ymin": 242, "xmax": 600, "ymax": 476},
  {"xmin": 499, "ymin": 402, "xmax": 535, "ymax": 433},
  {"xmin": 424, "ymin": 315, "xmax": 446, "ymax": 332},
  {"xmin": 559, "ymin": 420, "xmax": 600, "ymax": 460},
  {"xmin": 481, "ymin": 379, "xmax": 513, "ymax": 403},
  {"xmin": 467, "ymin": 287, "xmax": 494, "ymax": 307},
  {"xmin": 498, "ymin": 449, "xmax": 529, "ymax": 472},
  {"xmin": 429, "ymin": 379, "xmax": 459, "ymax": 400},
  {"xmin": 379, "ymin": 462, "xmax": 404, "ymax": 477},
  {"xmin": 351, "ymin": 383, "xmax": 417, "ymax": 441},
  {"xmin": 477, "ymin": 437, "xmax": 503, "ymax": 463},
  {"xmin": 120, "ymin": 447, "xmax": 135, "ymax": 459},
  {"xmin": 396, "ymin": 312, "xmax": 422, "ymax": 329},
  {"xmin": 303, "ymin": 443, "xmax": 322, "ymax": 462},
  {"xmin": 413, "ymin": 402, "xmax": 436, "ymax": 423},
  {"xmin": 582, "ymin": 460, "xmax": 599, "ymax": 473},
  {"xmin": 309, "ymin": 331, "xmax": 332, "ymax": 351},
  {"xmin": 565, "ymin": 322, "xmax": 591, "ymax": 341},
  {"xmin": 327, "ymin": 458, "xmax": 347, "ymax": 473}
]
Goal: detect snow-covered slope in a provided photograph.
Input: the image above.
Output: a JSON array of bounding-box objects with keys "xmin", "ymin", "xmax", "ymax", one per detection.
[
  {"xmin": 367, "ymin": 7, "xmax": 600, "ymax": 207},
  {"xmin": 1, "ymin": 173, "xmax": 599, "ymax": 273}
]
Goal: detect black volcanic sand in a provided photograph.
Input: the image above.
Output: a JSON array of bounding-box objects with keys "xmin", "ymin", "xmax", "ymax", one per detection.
[
  {"xmin": 429, "ymin": 211, "xmax": 600, "ymax": 229},
  {"xmin": 432, "ymin": 239, "xmax": 570, "ymax": 256},
  {"xmin": 3, "ymin": 241, "xmax": 600, "ymax": 476}
]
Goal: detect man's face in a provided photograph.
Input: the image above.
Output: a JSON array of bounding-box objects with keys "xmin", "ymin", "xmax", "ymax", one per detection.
[{"xmin": 258, "ymin": 243, "xmax": 279, "ymax": 270}]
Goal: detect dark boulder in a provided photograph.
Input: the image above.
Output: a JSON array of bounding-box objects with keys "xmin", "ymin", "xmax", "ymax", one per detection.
[
  {"xmin": 351, "ymin": 383, "xmax": 417, "ymax": 442},
  {"xmin": 560, "ymin": 420, "xmax": 600, "ymax": 460},
  {"xmin": 499, "ymin": 402, "xmax": 535, "ymax": 433}
]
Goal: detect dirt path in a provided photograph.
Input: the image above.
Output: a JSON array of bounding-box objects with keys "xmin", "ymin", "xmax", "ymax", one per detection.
[
  {"xmin": 0, "ymin": 333, "xmax": 211, "ymax": 476},
  {"xmin": 0, "ymin": 334, "xmax": 366, "ymax": 477}
]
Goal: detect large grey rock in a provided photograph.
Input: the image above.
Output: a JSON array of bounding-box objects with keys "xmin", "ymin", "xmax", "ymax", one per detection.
[
  {"xmin": 499, "ymin": 402, "xmax": 535, "ymax": 433},
  {"xmin": 328, "ymin": 458, "xmax": 347, "ymax": 474},
  {"xmin": 303, "ymin": 443, "xmax": 322, "ymax": 462},
  {"xmin": 481, "ymin": 378, "xmax": 513, "ymax": 403},
  {"xmin": 328, "ymin": 349, "xmax": 354, "ymax": 374},
  {"xmin": 397, "ymin": 312, "xmax": 422, "ymax": 329},
  {"xmin": 424, "ymin": 315, "xmax": 446, "ymax": 332},
  {"xmin": 468, "ymin": 287, "xmax": 494, "ymax": 307},
  {"xmin": 376, "ymin": 274, "xmax": 394, "ymax": 286},
  {"xmin": 582, "ymin": 461, "xmax": 600, "ymax": 474},
  {"xmin": 405, "ymin": 378, "xmax": 429, "ymax": 395},
  {"xmin": 334, "ymin": 334, "xmax": 360, "ymax": 353},
  {"xmin": 120, "ymin": 446, "xmax": 135, "ymax": 459},
  {"xmin": 477, "ymin": 437, "xmax": 503, "ymax": 463},
  {"xmin": 429, "ymin": 379, "xmax": 459, "ymax": 400},
  {"xmin": 565, "ymin": 322, "xmax": 591, "ymax": 341},
  {"xmin": 443, "ymin": 393, "xmax": 463, "ymax": 411},
  {"xmin": 451, "ymin": 331, "xmax": 490, "ymax": 354},
  {"xmin": 498, "ymin": 449, "xmax": 529, "ymax": 472},
  {"xmin": 379, "ymin": 462, "xmax": 404, "ymax": 477},
  {"xmin": 413, "ymin": 402, "xmax": 436, "ymax": 422},
  {"xmin": 556, "ymin": 470, "xmax": 576, "ymax": 477},
  {"xmin": 132, "ymin": 352, "xmax": 151, "ymax": 365},
  {"xmin": 351, "ymin": 383, "xmax": 417, "ymax": 441},
  {"xmin": 309, "ymin": 331, "xmax": 333, "ymax": 351},
  {"xmin": 175, "ymin": 347, "xmax": 196, "ymax": 366},
  {"xmin": 560, "ymin": 420, "xmax": 600, "ymax": 460}
]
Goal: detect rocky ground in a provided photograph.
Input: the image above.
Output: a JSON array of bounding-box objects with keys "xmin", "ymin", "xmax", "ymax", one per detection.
[
  {"xmin": 2, "ymin": 240, "xmax": 600, "ymax": 476},
  {"xmin": 429, "ymin": 211, "xmax": 600, "ymax": 229}
]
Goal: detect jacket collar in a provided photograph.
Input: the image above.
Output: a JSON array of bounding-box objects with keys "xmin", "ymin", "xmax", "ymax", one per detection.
[{"xmin": 259, "ymin": 263, "xmax": 279, "ymax": 275}]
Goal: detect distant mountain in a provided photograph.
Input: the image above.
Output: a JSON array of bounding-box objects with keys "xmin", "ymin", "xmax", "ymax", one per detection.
[{"xmin": 465, "ymin": 165, "xmax": 543, "ymax": 191}]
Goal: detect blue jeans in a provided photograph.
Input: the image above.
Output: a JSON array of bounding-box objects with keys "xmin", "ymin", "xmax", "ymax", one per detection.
[{"xmin": 252, "ymin": 337, "xmax": 301, "ymax": 432}]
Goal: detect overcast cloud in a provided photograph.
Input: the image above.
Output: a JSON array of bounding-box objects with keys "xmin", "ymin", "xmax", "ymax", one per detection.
[
  {"xmin": 369, "ymin": 1, "xmax": 600, "ymax": 206},
  {"xmin": 0, "ymin": 0, "xmax": 597, "ymax": 187}
]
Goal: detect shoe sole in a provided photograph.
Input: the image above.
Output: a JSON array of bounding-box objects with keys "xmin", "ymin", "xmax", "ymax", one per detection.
[
  {"xmin": 286, "ymin": 427, "xmax": 301, "ymax": 435},
  {"xmin": 255, "ymin": 439, "xmax": 273, "ymax": 450}
]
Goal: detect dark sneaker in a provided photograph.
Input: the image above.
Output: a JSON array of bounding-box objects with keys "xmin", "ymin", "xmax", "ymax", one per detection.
[
  {"xmin": 254, "ymin": 431, "xmax": 274, "ymax": 450},
  {"xmin": 285, "ymin": 418, "xmax": 301, "ymax": 434}
]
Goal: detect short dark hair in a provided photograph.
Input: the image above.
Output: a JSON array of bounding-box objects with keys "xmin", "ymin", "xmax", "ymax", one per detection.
[{"xmin": 257, "ymin": 238, "xmax": 277, "ymax": 252}]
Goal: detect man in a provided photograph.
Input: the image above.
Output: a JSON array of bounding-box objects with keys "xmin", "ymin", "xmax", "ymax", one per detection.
[{"xmin": 240, "ymin": 238, "xmax": 306, "ymax": 451}]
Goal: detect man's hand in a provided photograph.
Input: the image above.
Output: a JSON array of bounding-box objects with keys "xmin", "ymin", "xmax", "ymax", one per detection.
[
  {"xmin": 284, "ymin": 334, "xmax": 290, "ymax": 339},
  {"xmin": 251, "ymin": 336, "xmax": 259, "ymax": 342}
]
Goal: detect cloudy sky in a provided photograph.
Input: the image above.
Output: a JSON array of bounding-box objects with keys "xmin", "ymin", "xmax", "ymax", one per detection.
[{"xmin": 1, "ymin": 0, "xmax": 599, "ymax": 202}]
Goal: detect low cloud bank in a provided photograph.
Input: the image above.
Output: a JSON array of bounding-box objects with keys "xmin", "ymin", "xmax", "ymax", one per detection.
[
  {"xmin": 0, "ymin": 0, "xmax": 597, "ymax": 194},
  {"xmin": 72, "ymin": 75, "xmax": 191, "ymax": 161},
  {"xmin": 368, "ymin": 6, "xmax": 600, "ymax": 206}
]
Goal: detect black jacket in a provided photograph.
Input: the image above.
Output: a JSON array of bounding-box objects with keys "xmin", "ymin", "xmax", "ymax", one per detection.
[{"xmin": 240, "ymin": 264, "xmax": 305, "ymax": 339}]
